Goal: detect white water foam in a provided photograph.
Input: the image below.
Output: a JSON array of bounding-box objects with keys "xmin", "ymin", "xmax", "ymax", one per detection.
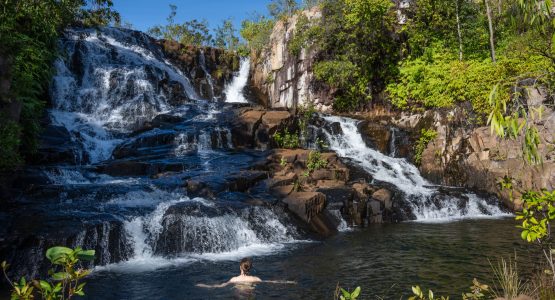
[
  {"xmin": 224, "ymin": 58, "xmax": 250, "ymax": 103},
  {"xmin": 108, "ymin": 197, "xmax": 298, "ymax": 272},
  {"xmin": 50, "ymin": 27, "xmax": 199, "ymax": 163},
  {"xmin": 321, "ymin": 115, "xmax": 510, "ymax": 221}
]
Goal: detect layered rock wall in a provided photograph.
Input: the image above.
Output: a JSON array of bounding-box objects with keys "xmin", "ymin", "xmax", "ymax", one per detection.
[
  {"xmin": 395, "ymin": 86, "xmax": 555, "ymax": 209},
  {"xmin": 250, "ymin": 7, "xmax": 333, "ymax": 111}
]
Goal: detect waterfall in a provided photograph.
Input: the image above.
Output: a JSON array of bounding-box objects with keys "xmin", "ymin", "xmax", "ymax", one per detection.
[
  {"xmin": 389, "ymin": 127, "xmax": 398, "ymax": 157},
  {"xmin": 224, "ymin": 57, "xmax": 250, "ymax": 103},
  {"xmin": 49, "ymin": 27, "xmax": 198, "ymax": 163},
  {"xmin": 320, "ymin": 115, "xmax": 509, "ymax": 221},
  {"xmin": 199, "ymin": 50, "xmax": 216, "ymax": 100},
  {"xmin": 112, "ymin": 197, "xmax": 297, "ymax": 271}
]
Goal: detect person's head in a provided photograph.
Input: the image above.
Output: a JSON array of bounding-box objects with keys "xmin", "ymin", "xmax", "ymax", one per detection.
[{"xmin": 239, "ymin": 257, "xmax": 252, "ymax": 275}]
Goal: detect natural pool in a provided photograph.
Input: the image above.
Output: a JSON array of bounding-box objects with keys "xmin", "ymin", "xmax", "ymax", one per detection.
[{"xmin": 84, "ymin": 218, "xmax": 535, "ymax": 299}]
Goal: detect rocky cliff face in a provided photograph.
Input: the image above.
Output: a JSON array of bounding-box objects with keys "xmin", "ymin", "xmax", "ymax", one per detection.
[
  {"xmin": 250, "ymin": 7, "xmax": 333, "ymax": 111},
  {"xmin": 390, "ymin": 84, "xmax": 555, "ymax": 210}
]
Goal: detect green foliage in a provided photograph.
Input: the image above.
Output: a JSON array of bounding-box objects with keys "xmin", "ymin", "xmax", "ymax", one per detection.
[
  {"xmin": 273, "ymin": 129, "xmax": 300, "ymax": 149},
  {"xmin": 288, "ymin": 14, "xmax": 321, "ymax": 56},
  {"xmin": 517, "ymin": 0, "xmax": 555, "ymax": 65},
  {"xmin": 298, "ymin": 102, "xmax": 316, "ymax": 137},
  {"xmin": 387, "ymin": 45, "xmax": 548, "ymax": 119},
  {"xmin": 414, "ymin": 128, "xmax": 438, "ymax": 165},
  {"xmin": 240, "ymin": 16, "xmax": 275, "ymax": 54},
  {"xmin": 306, "ymin": 150, "xmax": 327, "ymax": 174},
  {"xmin": 148, "ymin": 5, "xmax": 212, "ymax": 46},
  {"xmin": 462, "ymin": 278, "xmax": 489, "ymax": 300},
  {"xmin": 516, "ymin": 190, "xmax": 555, "ymax": 244},
  {"xmin": 267, "ymin": 0, "xmax": 298, "ymax": 19},
  {"xmin": 280, "ymin": 156, "xmax": 287, "ymax": 167},
  {"xmin": 339, "ymin": 286, "xmax": 361, "ymax": 300},
  {"xmin": 0, "ymin": 120, "xmax": 22, "ymax": 170},
  {"xmin": 311, "ymin": 0, "xmax": 399, "ymax": 111},
  {"xmin": 214, "ymin": 19, "xmax": 240, "ymax": 51},
  {"xmin": 2, "ymin": 246, "xmax": 95, "ymax": 300},
  {"xmin": 409, "ymin": 286, "xmax": 448, "ymax": 300}
]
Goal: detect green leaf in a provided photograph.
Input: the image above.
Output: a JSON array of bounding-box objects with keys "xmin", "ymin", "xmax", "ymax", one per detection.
[
  {"xmin": 38, "ymin": 280, "xmax": 51, "ymax": 292},
  {"xmin": 51, "ymin": 272, "xmax": 70, "ymax": 281},
  {"xmin": 351, "ymin": 286, "xmax": 361, "ymax": 298},
  {"xmin": 341, "ymin": 288, "xmax": 350, "ymax": 298},
  {"xmin": 520, "ymin": 229, "xmax": 529, "ymax": 240},
  {"xmin": 76, "ymin": 249, "xmax": 96, "ymax": 262},
  {"xmin": 46, "ymin": 246, "xmax": 73, "ymax": 264}
]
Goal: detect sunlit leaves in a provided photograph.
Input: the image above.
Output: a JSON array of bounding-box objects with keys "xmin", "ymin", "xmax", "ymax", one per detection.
[{"xmin": 516, "ymin": 190, "xmax": 555, "ymax": 243}]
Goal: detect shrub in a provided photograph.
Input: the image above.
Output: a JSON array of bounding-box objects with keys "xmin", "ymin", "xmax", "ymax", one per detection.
[
  {"xmin": 273, "ymin": 129, "xmax": 300, "ymax": 149},
  {"xmin": 306, "ymin": 150, "xmax": 327, "ymax": 173},
  {"xmin": 413, "ymin": 128, "xmax": 437, "ymax": 165},
  {"xmin": 0, "ymin": 120, "xmax": 22, "ymax": 170}
]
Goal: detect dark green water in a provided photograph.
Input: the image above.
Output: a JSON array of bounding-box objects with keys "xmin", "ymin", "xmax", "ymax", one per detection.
[{"xmin": 82, "ymin": 217, "xmax": 536, "ymax": 299}]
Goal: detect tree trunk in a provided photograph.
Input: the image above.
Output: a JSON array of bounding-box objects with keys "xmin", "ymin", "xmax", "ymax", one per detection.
[
  {"xmin": 456, "ymin": 0, "xmax": 463, "ymax": 61},
  {"xmin": 484, "ymin": 0, "xmax": 496, "ymax": 63}
]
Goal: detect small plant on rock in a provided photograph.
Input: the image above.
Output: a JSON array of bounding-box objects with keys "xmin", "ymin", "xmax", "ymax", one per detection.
[
  {"xmin": 304, "ymin": 150, "xmax": 328, "ymax": 177},
  {"xmin": 273, "ymin": 129, "xmax": 300, "ymax": 149},
  {"xmin": 414, "ymin": 128, "xmax": 438, "ymax": 165}
]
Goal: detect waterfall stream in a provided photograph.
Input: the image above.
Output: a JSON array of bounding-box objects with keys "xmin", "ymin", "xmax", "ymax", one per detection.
[
  {"xmin": 224, "ymin": 58, "xmax": 250, "ymax": 103},
  {"xmin": 320, "ymin": 115, "xmax": 509, "ymax": 221}
]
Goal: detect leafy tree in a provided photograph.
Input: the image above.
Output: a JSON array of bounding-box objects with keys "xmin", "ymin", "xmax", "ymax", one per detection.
[
  {"xmin": 240, "ymin": 16, "xmax": 275, "ymax": 53},
  {"xmin": 312, "ymin": 0, "xmax": 400, "ymax": 111},
  {"xmin": 214, "ymin": 19, "xmax": 240, "ymax": 51},
  {"xmin": 148, "ymin": 5, "xmax": 212, "ymax": 47},
  {"xmin": 268, "ymin": 0, "xmax": 298, "ymax": 19}
]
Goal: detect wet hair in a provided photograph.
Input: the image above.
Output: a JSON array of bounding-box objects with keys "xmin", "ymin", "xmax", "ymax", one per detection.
[{"xmin": 240, "ymin": 257, "xmax": 252, "ymax": 275}]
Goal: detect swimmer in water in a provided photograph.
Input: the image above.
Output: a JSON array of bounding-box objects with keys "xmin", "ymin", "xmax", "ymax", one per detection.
[{"xmin": 196, "ymin": 257, "xmax": 295, "ymax": 288}]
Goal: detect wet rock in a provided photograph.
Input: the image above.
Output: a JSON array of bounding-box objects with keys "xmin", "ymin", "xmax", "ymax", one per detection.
[
  {"xmin": 271, "ymin": 185, "xmax": 295, "ymax": 198},
  {"xmin": 372, "ymin": 188, "xmax": 393, "ymax": 210},
  {"xmin": 282, "ymin": 192, "xmax": 336, "ymax": 236},
  {"xmin": 226, "ymin": 170, "xmax": 269, "ymax": 192},
  {"xmin": 358, "ymin": 121, "xmax": 391, "ymax": 154},
  {"xmin": 232, "ymin": 109, "xmax": 296, "ymax": 149},
  {"xmin": 30, "ymin": 124, "xmax": 84, "ymax": 165},
  {"xmin": 283, "ymin": 192, "xmax": 327, "ymax": 222}
]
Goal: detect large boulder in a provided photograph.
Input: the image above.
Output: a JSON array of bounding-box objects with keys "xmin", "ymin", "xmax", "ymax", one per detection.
[
  {"xmin": 282, "ymin": 192, "xmax": 336, "ymax": 236},
  {"xmin": 232, "ymin": 109, "xmax": 294, "ymax": 149}
]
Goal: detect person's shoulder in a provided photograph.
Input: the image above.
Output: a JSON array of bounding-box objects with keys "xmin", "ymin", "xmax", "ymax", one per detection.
[
  {"xmin": 248, "ymin": 276, "xmax": 262, "ymax": 282},
  {"xmin": 228, "ymin": 276, "xmax": 241, "ymax": 283}
]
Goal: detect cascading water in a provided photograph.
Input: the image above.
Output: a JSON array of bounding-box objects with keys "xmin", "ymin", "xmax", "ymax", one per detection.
[
  {"xmin": 389, "ymin": 127, "xmax": 398, "ymax": 157},
  {"xmin": 49, "ymin": 27, "xmax": 198, "ymax": 163},
  {"xmin": 199, "ymin": 50, "xmax": 216, "ymax": 100},
  {"xmin": 320, "ymin": 115, "xmax": 509, "ymax": 221},
  {"xmin": 224, "ymin": 57, "xmax": 250, "ymax": 103}
]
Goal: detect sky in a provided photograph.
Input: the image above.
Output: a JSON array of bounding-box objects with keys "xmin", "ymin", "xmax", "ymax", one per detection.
[{"xmin": 112, "ymin": 0, "xmax": 274, "ymax": 33}]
